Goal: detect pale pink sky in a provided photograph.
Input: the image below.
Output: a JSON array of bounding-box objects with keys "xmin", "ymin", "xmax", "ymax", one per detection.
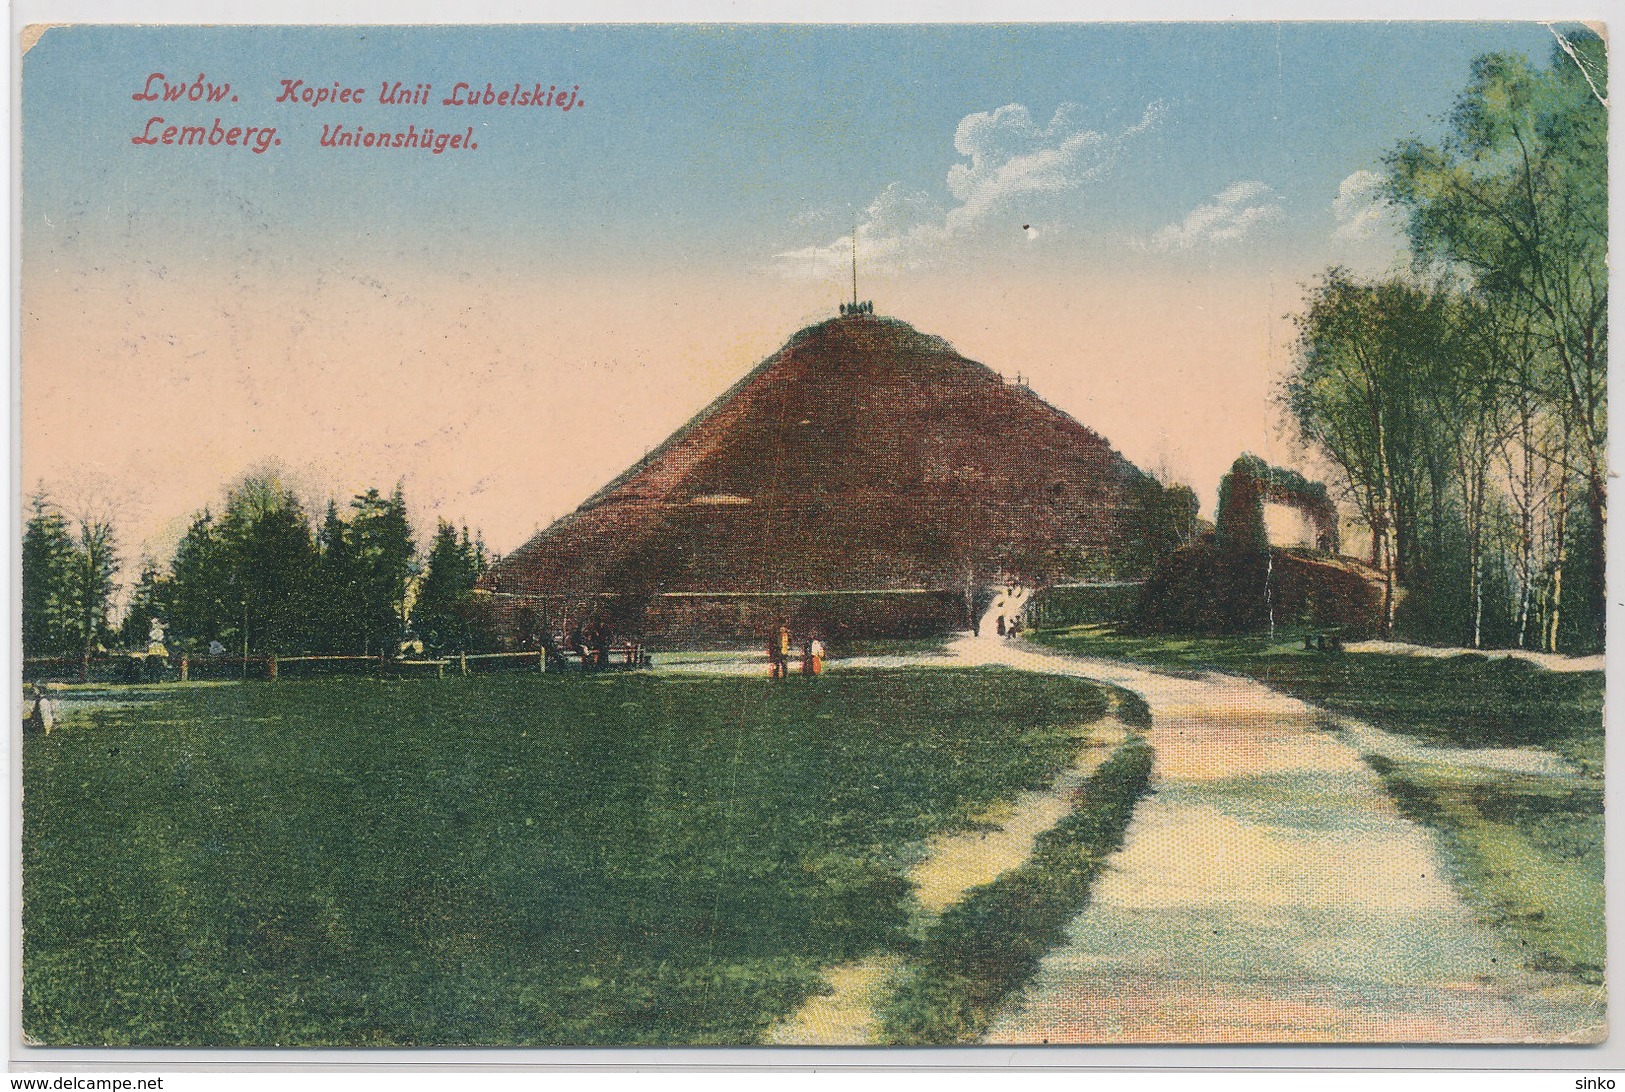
[
  {"xmin": 23, "ymin": 20, "xmax": 1546, "ymax": 590},
  {"xmin": 24, "ymin": 256, "xmax": 1319, "ymax": 571}
]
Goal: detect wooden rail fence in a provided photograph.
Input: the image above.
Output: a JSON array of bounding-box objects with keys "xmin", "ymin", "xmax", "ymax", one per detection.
[{"xmin": 22, "ymin": 649, "xmax": 553, "ymax": 684}]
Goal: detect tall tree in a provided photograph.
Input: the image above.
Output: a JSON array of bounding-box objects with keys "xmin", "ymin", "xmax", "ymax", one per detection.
[
  {"xmin": 168, "ymin": 475, "xmax": 320, "ymax": 655},
  {"xmin": 1282, "ymin": 270, "xmax": 1452, "ymax": 633},
  {"xmin": 22, "ymin": 492, "xmax": 81, "ymax": 656},
  {"xmin": 411, "ymin": 520, "xmax": 489, "ymax": 652},
  {"xmin": 220, "ymin": 492, "xmax": 320, "ymax": 654},
  {"xmin": 167, "ymin": 510, "xmax": 232, "ymax": 649},
  {"xmin": 68, "ymin": 519, "xmax": 120, "ymax": 660},
  {"xmin": 345, "ymin": 485, "xmax": 416, "ymax": 656},
  {"xmin": 312, "ymin": 499, "xmax": 359, "ymax": 653},
  {"xmin": 1418, "ymin": 290, "xmax": 1515, "ymax": 647},
  {"xmin": 21, "ymin": 490, "xmax": 121, "ymax": 660},
  {"xmin": 1387, "ymin": 31, "xmax": 1607, "ymax": 646},
  {"xmin": 118, "ymin": 559, "xmax": 172, "ymax": 649}
]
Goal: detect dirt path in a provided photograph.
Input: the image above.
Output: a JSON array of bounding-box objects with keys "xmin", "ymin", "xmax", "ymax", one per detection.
[
  {"xmin": 658, "ymin": 635, "xmax": 1602, "ymax": 1042},
  {"xmin": 765, "ymin": 715, "xmax": 1132, "ymax": 1045},
  {"xmin": 965, "ymin": 638, "xmax": 1603, "ymax": 1043}
]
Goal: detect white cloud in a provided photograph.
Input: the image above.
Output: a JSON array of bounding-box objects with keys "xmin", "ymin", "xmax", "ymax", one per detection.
[
  {"xmin": 1331, "ymin": 169, "xmax": 1390, "ymax": 241},
  {"xmin": 790, "ymin": 206, "xmax": 833, "ymax": 229},
  {"xmin": 775, "ymin": 100, "xmax": 1165, "ymax": 276},
  {"xmin": 773, "ymin": 183, "xmax": 949, "ymax": 278},
  {"xmin": 1151, "ymin": 181, "xmax": 1283, "ymax": 249},
  {"xmin": 943, "ymin": 100, "xmax": 1166, "ymax": 235}
]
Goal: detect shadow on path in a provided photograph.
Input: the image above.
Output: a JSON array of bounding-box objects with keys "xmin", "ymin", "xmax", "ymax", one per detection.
[{"xmin": 961, "ymin": 636, "xmax": 1603, "ymax": 1043}]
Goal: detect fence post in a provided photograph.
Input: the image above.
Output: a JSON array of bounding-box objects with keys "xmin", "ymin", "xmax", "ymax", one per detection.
[
  {"xmin": 538, "ymin": 649, "xmax": 547, "ymax": 673},
  {"xmin": 268, "ymin": 653, "xmax": 278, "ymax": 680},
  {"xmin": 460, "ymin": 652, "xmax": 468, "ymax": 677}
]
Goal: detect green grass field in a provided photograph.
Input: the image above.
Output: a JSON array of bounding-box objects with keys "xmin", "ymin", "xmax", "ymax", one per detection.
[
  {"xmin": 882, "ymin": 738, "xmax": 1153, "ymax": 1043},
  {"xmin": 1367, "ymin": 757, "xmax": 1605, "ymax": 983},
  {"xmin": 23, "ymin": 669, "xmax": 1109, "ymax": 1046},
  {"xmin": 1033, "ymin": 624, "xmax": 1605, "ymax": 981},
  {"xmin": 1032, "ymin": 625, "xmax": 1604, "ymax": 775}
]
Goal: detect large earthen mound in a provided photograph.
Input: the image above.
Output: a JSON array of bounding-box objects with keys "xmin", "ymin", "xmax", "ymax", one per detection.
[{"xmin": 479, "ymin": 313, "xmax": 1178, "ymax": 641}]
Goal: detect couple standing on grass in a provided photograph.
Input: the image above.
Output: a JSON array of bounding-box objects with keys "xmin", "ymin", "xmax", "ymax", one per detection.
[{"xmin": 767, "ymin": 625, "xmax": 824, "ymax": 680}]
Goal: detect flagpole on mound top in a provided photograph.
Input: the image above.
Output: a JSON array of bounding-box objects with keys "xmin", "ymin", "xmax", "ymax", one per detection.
[{"xmin": 851, "ymin": 212, "xmax": 858, "ymax": 310}]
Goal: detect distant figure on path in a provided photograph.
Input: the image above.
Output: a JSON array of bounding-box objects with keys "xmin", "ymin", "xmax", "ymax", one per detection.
[
  {"xmin": 802, "ymin": 634, "xmax": 825, "ymax": 677},
  {"xmin": 768, "ymin": 625, "xmax": 792, "ymax": 680}
]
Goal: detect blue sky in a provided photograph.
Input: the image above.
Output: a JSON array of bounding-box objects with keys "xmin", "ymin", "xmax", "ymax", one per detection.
[
  {"xmin": 20, "ymin": 21, "xmax": 1584, "ymax": 564},
  {"xmin": 24, "ymin": 22, "xmax": 1562, "ymax": 274}
]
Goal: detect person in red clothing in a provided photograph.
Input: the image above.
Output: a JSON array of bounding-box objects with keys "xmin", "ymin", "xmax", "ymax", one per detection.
[{"xmin": 801, "ymin": 633, "xmax": 825, "ymax": 677}]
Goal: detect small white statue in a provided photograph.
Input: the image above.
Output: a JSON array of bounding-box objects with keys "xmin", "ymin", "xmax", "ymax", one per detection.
[{"xmin": 23, "ymin": 684, "xmax": 55, "ymax": 735}]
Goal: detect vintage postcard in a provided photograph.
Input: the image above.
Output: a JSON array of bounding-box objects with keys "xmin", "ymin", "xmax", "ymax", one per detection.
[{"xmin": 15, "ymin": 20, "xmax": 1608, "ymax": 1050}]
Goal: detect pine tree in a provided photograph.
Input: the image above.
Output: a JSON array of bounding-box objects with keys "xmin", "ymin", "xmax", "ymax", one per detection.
[
  {"xmin": 346, "ymin": 485, "xmax": 417, "ymax": 656},
  {"xmin": 412, "ymin": 519, "xmax": 485, "ymax": 652},
  {"xmin": 313, "ymin": 500, "xmax": 359, "ymax": 653},
  {"xmin": 21, "ymin": 492, "xmax": 80, "ymax": 656},
  {"xmin": 68, "ymin": 520, "xmax": 120, "ymax": 659},
  {"xmin": 167, "ymin": 510, "xmax": 231, "ymax": 650},
  {"xmin": 172, "ymin": 475, "xmax": 321, "ymax": 656},
  {"xmin": 226, "ymin": 499, "xmax": 319, "ymax": 654},
  {"xmin": 118, "ymin": 560, "xmax": 171, "ymax": 649}
]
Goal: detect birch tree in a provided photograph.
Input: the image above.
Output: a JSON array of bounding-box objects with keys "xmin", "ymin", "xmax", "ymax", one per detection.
[{"xmin": 1388, "ymin": 31, "xmax": 1607, "ymax": 646}]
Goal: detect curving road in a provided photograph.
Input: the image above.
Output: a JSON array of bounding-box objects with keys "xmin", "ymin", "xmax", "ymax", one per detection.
[
  {"xmin": 657, "ymin": 633, "xmax": 1604, "ymax": 1042},
  {"xmin": 962, "ymin": 637, "xmax": 1604, "ymax": 1044}
]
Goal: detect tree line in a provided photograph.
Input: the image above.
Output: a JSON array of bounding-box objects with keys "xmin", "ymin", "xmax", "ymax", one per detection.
[
  {"xmin": 21, "ymin": 496, "xmax": 118, "ymax": 663},
  {"xmin": 22, "ymin": 474, "xmax": 495, "ymax": 660},
  {"xmin": 1282, "ymin": 32, "xmax": 1605, "ymax": 653}
]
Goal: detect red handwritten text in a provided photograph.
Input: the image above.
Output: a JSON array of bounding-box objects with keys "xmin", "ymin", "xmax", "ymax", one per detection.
[
  {"xmin": 132, "ymin": 117, "xmax": 279, "ymax": 153},
  {"xmin": 276, "ymin": 79, "xmax": 368, "ymax": 107},
  {"xmin": 131, "ymin": 72, "xmax": 236, "ymax": 104},
  {"xmin": 440, "ymin": 83, "xmax": 583, "ymax": 110}
]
